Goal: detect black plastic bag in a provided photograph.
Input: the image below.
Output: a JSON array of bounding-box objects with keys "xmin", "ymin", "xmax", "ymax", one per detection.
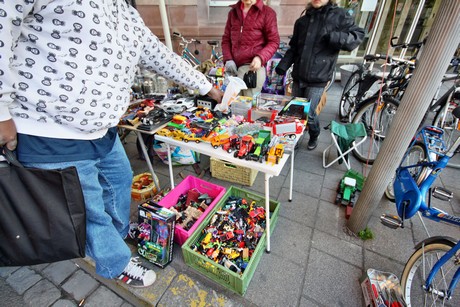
[
  {"xmin": 243, "ymin": 71, "xmax": 257, "ymax": 89},
  {"xmin": 0, "ymin": 147, "xmax": 86, "ymax": 266}
]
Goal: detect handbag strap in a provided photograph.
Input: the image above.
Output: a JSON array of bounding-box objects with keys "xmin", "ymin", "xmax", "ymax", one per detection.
[{"xmin": 0, "ymin": 146, "xmax": 24, "ymax": 168}]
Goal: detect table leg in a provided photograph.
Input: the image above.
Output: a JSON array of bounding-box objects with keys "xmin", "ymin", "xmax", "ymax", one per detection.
[
  {"xmin": 289, "ymin": 149, "xmax": 294, "ymax": 202},
  {"xmin": 135, "ymin": 131, "xmax": 160, "ymax": 192},
  {"xmin": 166, "ymin": 143, "xmax": 175, "ymax": 188},
  {"xmin": 265, "ymin": 173, "xmax": 271, "ymax": 253}
]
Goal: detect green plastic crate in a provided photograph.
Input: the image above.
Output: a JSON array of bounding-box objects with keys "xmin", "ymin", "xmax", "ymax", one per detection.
[{"xmin": 181, "ymin": 186, "xmax": 280, "ymax": 295}]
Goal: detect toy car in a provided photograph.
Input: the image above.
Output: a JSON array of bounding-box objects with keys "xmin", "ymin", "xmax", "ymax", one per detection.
[{"xmin": 183, "ymin": 133, "xmax": 202, "ymax": 143}]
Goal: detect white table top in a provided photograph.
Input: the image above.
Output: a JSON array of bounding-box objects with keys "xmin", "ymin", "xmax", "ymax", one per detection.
[{"xmin": 154, "ymin": 135, "xmax": 290, "ymax": 176}]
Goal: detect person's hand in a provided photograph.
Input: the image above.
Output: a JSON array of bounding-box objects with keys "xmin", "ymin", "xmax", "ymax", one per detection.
[
  {"xmin": 249, "ymin": 56, "xmax": 262, "ymax": 71},
  {"xmin": 207, "ymin": 87, "xmax": 224, "ymax": 104},
  {"xmin": 275, "ymin": 65, "xmax": 286, "ymax": 76},
  {"xmin": 225, "ymin": 60, "xmax": 237, "ymax": 75},
  {"xmin": 0, "ymin": 119, "xmax": 18, "ymax": 151}
]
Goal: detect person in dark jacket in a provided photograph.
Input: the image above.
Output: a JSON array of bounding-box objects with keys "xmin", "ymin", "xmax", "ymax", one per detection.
[
  {"xmin": 276, "ymin": 0, "xmax": 364, "ymax": 150},
  {"xmin": 222, "ymin": 0, "xmax": 280, "ymax": 96}
]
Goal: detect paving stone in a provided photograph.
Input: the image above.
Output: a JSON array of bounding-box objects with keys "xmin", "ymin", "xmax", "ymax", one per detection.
[
  {"xmin": 157, "ymin": 273, "xmax": 236, "ymax": 307},
  {"xmin": 0, "ymin": 266, "xmax": 20, "ymax": 278},
  {"xmin": 23, "ymin": 279, "xmax": 61, "ymax": 306},
  {"xmin": 270, "ymin": 216, "xmax": 313, "ymax": 267},
  {"xmin": 83, "ymin": 286, "xmax": 123, "ymax": 307},
  {"xmin": 284, "ymin": 170, "xmax": 323, "ymax": 198},
  {"xmin": 311, "ymin": 230, "xmax": 363, "ymax": 267},
  {"xmin": 42, "ymin": 260, "xmax": 79, "ymax": 285},
  {"xmin": 62, "ymin": 270, "xmax": 99, "ymax": 302},
  {"xmin": 6, "ymin": 267, "xmax": 42, "ymax": 295},
  {"xmin": 51, "ymin": 299, "xmax": 78, "ymax": 307},
  {"xmin": 245, "ymin": 252, "xmax": 304, "ymax": 307},
  {"xmin": 277, "ymin": 188, "xmax": 319, "ymax": 228},
  {"xmin": 30, "ymin": 263, "xmax": 50, "ymax": 272},
  {"xmin": 303, "ymin": 248, "xmax": 363, "ymax": 306}
]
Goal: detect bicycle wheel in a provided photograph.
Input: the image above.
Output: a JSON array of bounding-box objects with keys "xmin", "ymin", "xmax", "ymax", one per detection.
[
  {"xmin": 432, "ymin": 90, "xmax": 460, "ymax": 169},
  {"xmin": 339, "ymin": 70, "xmax": 362, "ymax": 122},
  {"xmin": 351, "ymin": 96, "xmax": 399, "ymax": 164},
  {"xmin": 400, "ymin": 240, "xmax": 459, "ymax": 306},
  {"xmin": 384, "ymin": 142, "xmax": 428, "ymax": 201}
]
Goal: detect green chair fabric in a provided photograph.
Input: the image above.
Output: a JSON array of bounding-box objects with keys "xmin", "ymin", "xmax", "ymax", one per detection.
[{"xmin": 330, "ymin": 121, "xmax": 367, "ymax": 164}]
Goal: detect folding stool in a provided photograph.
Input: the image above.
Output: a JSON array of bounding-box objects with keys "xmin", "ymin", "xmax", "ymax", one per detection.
[{"xmin": 322, "ymin": 121, "xmax": 367, "ymax": 169}]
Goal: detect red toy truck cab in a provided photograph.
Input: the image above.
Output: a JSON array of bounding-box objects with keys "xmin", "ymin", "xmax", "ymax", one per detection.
[{"xmin": 234, "ymin": 135, "xmax": 255, "ymax": 159}]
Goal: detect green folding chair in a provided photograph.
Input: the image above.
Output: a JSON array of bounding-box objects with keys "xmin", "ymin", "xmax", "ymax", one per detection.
[{"xmin": 322, "ymin": 121, "xmax": 367, "ymax": 169}]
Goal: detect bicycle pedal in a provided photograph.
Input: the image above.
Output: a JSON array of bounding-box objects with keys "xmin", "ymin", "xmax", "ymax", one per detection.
[
  {"xmin": 432, "ymin": 186, "xmax": 453, "ymax": 201},
  {"xmin": 380, "ymin": 214, "xmax": 403, "ymax": 229}
]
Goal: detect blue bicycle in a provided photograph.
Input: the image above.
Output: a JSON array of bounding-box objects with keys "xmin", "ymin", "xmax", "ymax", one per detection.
[{"xmin": 381, "ymin": 107, "xmax": 460, "ymax": 306}]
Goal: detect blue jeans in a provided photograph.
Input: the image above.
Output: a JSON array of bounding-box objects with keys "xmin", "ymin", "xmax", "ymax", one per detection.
[
  {"xmin": 23, "ymin": 138, "xmax": 133, "ymax": 278},
  {"xmin": 292, "ymin": 83, "xmax": 325, "ymax": 139}
]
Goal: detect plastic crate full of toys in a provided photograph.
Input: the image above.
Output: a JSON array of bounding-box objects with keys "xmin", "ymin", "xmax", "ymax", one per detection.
[{"xmin": 181, "ymin": 186, "xmax": 280, "ymax": 295}]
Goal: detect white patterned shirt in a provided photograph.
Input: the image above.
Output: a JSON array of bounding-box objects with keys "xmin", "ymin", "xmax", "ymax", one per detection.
[{"xmin": 0, "ymin": 0, "xmax": 212, "ymax": 139}]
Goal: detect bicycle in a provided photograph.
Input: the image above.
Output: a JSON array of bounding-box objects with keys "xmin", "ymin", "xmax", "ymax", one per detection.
[
  {"xmin": 380, "ymin": 112, "xmax": 460, "ymax": 306},
  {"xmin": 431, "ymin": 76, "xmax": 460, "ymax": 168},
  {"xmin": 339, "ymin": 38, "xmax": 422, "ymax": 123},
  {"xmin": 351, "ymin": 71, "xmax": 458, "ymax": 166},
  {"xmin": 206, "ymin": 40, "xmax": 223, "ymax": 65},
  {"xmin": 173, "ymin": 32, "xmax": 201, "ymax": 67}
]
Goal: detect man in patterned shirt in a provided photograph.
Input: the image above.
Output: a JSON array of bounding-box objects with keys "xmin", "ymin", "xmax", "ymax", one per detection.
[{"xmin": 0, "ymin": 0, "xmax": 223, "ymax": 287}]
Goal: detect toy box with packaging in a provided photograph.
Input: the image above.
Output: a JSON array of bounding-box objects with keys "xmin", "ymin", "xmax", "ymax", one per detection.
[
  {"xmin": 157, "ymin": 175, "xmax": 226, "ymax": 246},
  {"xmin": 137, "ymin": 201, "xmax": 176, "ymax": 268},
  {"xmin": 256, "ymin": 93, "xmax": 292, "ymax": 112},
  {"xmin": 360, "ymin": 268, "xmax": 406, "ymax": 307}
]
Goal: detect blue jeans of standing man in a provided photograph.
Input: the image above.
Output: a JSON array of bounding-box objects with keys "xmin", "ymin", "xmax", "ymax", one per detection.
[
  {"xmin": 22, "ymin": 137, "xmax": 133, "ymax": 279},
  {"xmin": 292, "ymin": 83, "xmax": 325, "ymax": 140}
]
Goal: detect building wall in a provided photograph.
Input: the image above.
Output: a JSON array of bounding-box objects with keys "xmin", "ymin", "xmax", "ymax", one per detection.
[{"xmin": 135, "ymin": 0, "xmax": 306, "ymax": 59}]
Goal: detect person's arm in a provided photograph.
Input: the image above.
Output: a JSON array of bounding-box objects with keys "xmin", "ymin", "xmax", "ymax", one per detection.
[
  {"xmin": 0, "ymin": 1, "xmax": 43, "ymax": 149},
  {"xmin": 327, "ymin": 10, "xmax": 365, "ymax": 52},
  {"xmin": 275, "ymin": 20, "xmax": 300, "ymax": 75}
]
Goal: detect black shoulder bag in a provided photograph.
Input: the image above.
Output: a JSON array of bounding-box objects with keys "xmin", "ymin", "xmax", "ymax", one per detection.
[{"xmin": 0, "ymin": 147, "xmax": 86, "ymax": 266}]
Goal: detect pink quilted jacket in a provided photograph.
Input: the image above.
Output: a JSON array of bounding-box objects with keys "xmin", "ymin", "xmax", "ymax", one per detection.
[{"xmin": 221, "ymin": 0, "xmax": 280, "ymax": 67}]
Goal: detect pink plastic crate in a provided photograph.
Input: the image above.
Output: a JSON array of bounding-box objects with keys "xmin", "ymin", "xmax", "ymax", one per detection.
[{"xmin": 158, "ymin": 176, "xmax": 226, "ymax": 245}]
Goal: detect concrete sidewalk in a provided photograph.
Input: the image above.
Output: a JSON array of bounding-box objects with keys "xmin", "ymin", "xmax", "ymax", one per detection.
[{"xmin": 1, "ymin": 82, "xmax": 458, "ymax": 307}]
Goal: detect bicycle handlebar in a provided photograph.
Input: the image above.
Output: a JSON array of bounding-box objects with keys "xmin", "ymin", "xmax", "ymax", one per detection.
[{"xmin": 390, "ymin": 36, "xmax": 424, "ymax": 49}]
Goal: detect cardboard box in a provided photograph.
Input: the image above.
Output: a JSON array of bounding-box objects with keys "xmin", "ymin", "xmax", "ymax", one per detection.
[{"xmin": 137, "ymin": 202, "xmax": 175, "ymax": 268}]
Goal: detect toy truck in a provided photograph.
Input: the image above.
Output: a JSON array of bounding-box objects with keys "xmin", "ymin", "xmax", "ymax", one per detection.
[
  {"xmin": 336, "ymin": 176, "xmax": 357, "ymax": 206},
  {"xmin": 222, "ymin": 135, "xmax": 240, "ymax": 153},
  {"xmin": 248, "ymin": 130, "xmax": 271, "ymax": 162},
  {"xmin": 272, "ymin": 119, "xmax": 304, "ymax": 139},
  {"xmin": 266, "ymin": 143, "xmax": 284, "ymax": 165},
  {"xmin": 211, "ymin": 132, "xmax": 231, "ymax": 149},
  {"xmin": 234, "ymin": 135, "xmax": 255, "ymax": 159}
]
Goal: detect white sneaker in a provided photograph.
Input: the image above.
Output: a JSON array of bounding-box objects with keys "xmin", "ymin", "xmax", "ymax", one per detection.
[{"xmin": 117, "ymin": 257, "xmax": 156, "ymax": 287}]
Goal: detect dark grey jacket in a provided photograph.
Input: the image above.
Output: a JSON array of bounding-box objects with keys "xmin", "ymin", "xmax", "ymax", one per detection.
[{"xmin": 276, "ymin": 3, "xmax": 364, "ymax": 86}]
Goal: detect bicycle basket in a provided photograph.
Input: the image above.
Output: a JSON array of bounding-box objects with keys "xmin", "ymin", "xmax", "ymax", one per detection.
[{"xmin": 394, "ymin": 168, "xmax": 422, "ymax": 220}]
